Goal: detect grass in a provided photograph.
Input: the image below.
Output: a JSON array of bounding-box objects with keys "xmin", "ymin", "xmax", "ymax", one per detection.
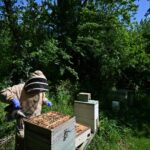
[
  {"xmin": 87, "ymin": 114, "xmax": 150, "ymax": 150},
  {"xmin": 129, "ymin": 137, "xmax": 150, "ymax": 150},
  {"xmin": 87, "ymin": 115, "xmax": 130, "ymax": 150}
]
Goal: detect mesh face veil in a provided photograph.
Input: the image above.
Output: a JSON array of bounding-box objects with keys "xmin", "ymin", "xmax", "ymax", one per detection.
[{"xmin": 24, "ymin": 70, "xmax": 48, "ymax": 94}]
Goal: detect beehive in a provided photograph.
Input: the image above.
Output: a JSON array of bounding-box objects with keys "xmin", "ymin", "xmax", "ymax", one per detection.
[
  {"xmin": 74, "ymin": 100, "xmax": 99, "ymax": 133},
  {"xmin": 24, "ymin": 112, "xmax": 76, "ymax": 150}
]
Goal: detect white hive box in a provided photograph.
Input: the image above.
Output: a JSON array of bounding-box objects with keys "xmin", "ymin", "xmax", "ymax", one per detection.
[
  {"xmin": 75, "ymin": 123, "xmax": 91, "ymax": 148},
  {"xmin": 74, "ymin": 100, "xmax": 99, "ymax": 133},
  {"xmin": 24, "ymin": 112, "xmax": 76, "ymax": 150}
]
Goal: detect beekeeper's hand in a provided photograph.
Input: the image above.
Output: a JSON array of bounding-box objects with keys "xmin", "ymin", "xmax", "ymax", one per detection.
[
  {"xmin": 43, "ymin": 99, "xmax": 53, "ymax": 107},
  {"xmin": 46, "ymin": 101, "xmax": 53, "ymax": 107},
  {"xmin": 11, "ymin": 97, "xmax": 20, "ymax": 109}
]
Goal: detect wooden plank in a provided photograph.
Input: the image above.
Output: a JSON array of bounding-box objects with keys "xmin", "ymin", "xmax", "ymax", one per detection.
[
  {"xmin": 51, "ymin": 117, "xmax": 76, "ymax": 143},
  {"xmin": 51, "ymin": 119, "xmax": 76, "ymax": 150},
  {"xmin": 74, "ymin": 100, "xmax": 98, "ymax": 105},
  {"xmin": 74, "ymin": 105, "xmax": 94, "ymax": 120},
  {"xmin": 74, "ymin": 100, "xmax": 99, "ymax": 133},
  {"xmin": 25, "ymin": 130, "xmax": 50, "ymax": 145},
  {"xmin": 76, "ymin": 133, "xmax": 95, "ymax": 150},
  {"xmin": 25, "ymin": 129, "xmax": 75, "ymax": 150},
  {"xmin": 24, "ymin": 134, "xmax": 51, "ymax": 150},
  {"xmin": 76, "ymin": 116, "xmax": 98, "ymax": 133},
  {"xmin": 77, "ymin": 93, "xmax": 91, "ymax": 102},
  {"xmin": 51, "ymin": 137, "xmax": 75, "ymax": 150},
  {"xmin": 74, "ymin": 101, "xmax": 99, "ymax": 120},
  {"xmin": 75, "ymin": 127, "xmax": 91, "ymax": 148},
  {"xmin": 24, "ymin": 120, "xmax": 51, "ymax": 138}
]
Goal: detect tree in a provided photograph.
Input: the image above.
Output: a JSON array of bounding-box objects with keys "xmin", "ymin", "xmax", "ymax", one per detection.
[{"xmin": 71, "ymin": 0, "xmax": 138, "ymax": 94}]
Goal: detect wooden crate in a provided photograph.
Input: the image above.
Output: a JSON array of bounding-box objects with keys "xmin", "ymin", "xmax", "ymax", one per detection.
[
  {"xmin": 24, "ymin": 112, "xmax": 76, "ymax": 150},
  {"xmin": 74, "ymin": 100, "xmax": 99, "ymax": 133}
]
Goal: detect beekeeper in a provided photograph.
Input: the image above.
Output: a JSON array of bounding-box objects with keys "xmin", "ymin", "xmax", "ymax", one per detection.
[{"xmin": 0, "ymin": 70, "xmax": 52, "ymax": 150}]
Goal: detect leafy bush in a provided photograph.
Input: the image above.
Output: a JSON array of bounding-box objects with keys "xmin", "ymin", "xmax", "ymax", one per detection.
[
  {"xmin": 0, "ymin": 103, "xmax": 15, "ymax": 138},
  {"xmin": 42, "ymin": 80, "xmax": 78, "ymax": 115},
  {"xmin": 0, "ymin": 103, "xmax": 15, "ymax": 150}
]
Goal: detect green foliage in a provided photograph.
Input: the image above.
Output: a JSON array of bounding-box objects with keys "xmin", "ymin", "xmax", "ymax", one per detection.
[
  {"xmin": 0, "ymin": 27, "xmax": 12, "ymax": 84},
  {"xmin": 88, "ymin": 113, "xmax": 150, "ymax": 150},
  {"xmin": 88, "ymin": 114, "xmax": 133, "ymax": 150},
  {"xmin": 51, "ymin": 81, "xmax": 74, "ymax": 115},
  {"xmin": 42, "ymin": 80, "xmax": 78, "ymax": 115},
  {"xmin": 0, "ymin": 136, "xmax": 15, "ymax": 150},
  {"xmin": 130, "ymin": 137, "xmax": 150, "ymax": 150},
  {"xmin": 0, "ymin": 0, "xmax": 148, "ymax": 91},
  {"xmin": 0, "ymin": 103, "xmax": 15, "ymax": 138}
]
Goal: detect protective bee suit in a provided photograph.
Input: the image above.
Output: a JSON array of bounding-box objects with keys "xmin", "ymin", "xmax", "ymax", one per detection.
[{"xmin": 0, "ymin": 70, "xmax": 52, "ymax": 150}]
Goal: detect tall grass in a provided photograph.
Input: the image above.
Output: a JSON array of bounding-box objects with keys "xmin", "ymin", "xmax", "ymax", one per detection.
[
  {"xmin": 87, "ymin": 114, "xmax": 150, "ymax": 150},
  {"xmin": 0, "ymin": 103, "xmax": 15, "ymax": 150},
  {"xmin": 42, "ymin": 80, "xmax": 75, "ymax": 115},
  {"xmin": 129, "ymin": 137, "xmax": 150, "ymax": 150},
  {"xmin": 87, "ymin": 114, "xmax": 133, "ymax": 150},
  {"xmin": 0, "ymin": 103, "xmax": 16, "ymax": 138}
]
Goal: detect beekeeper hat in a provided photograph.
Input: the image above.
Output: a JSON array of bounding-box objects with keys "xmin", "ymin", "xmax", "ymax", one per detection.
[{"xmin": 24, "ymin": 70, "xmax": 48, "ymax": 94}]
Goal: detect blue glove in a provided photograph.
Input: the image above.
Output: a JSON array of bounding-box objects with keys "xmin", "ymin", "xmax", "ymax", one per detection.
[
  {"xmin": 45, "ymin": 100, "xmax": 52, "ymax": 107},
  {"xmin": 11, "ymin": 97, "xmax": 20, "ymax": 109}
]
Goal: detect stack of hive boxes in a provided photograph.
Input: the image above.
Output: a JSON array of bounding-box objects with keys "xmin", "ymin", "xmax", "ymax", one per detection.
[
  {"xmin": 24, "ymin": 112, "xmax": 76, "ymax": 150},
  {"xmin": 74, "ymin": 92, "xmax": 99, "ymax": 133}
]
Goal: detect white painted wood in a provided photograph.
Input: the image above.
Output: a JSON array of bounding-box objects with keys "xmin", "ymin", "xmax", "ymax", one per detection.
[
  {"xmin": 74, "ymin": 105, "xmax": 94, "ymax": 120},
  {"xmin": 75, "ymin": 127, "xmax": 91, "ymax": 148},
  {"xmin": 76, "ymin": 116, "xmax": 99, "ymax": 133},
  {"xmin": 24, "ymin": 115, "xmax": 76, "ymax": 150},
  {"xmin": 51, "ymin": 117, "xmax": 76, "ymax": 144},
  {"xmin": 74, "ymin": 100, "xmax": 99, "ymax": 133},
  {"xmin": 76, "ymin": 133, "xmax": 95, "ymax": 150}
]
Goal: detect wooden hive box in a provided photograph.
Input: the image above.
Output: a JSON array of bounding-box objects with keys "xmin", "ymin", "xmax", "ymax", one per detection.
[
  {"xmin": 74, "ymin": 100, "xmax": 99, "ymax": 133},
  {"xmin": 24, "ymin": 112, "xmax": 76, "ymax": 150}
]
